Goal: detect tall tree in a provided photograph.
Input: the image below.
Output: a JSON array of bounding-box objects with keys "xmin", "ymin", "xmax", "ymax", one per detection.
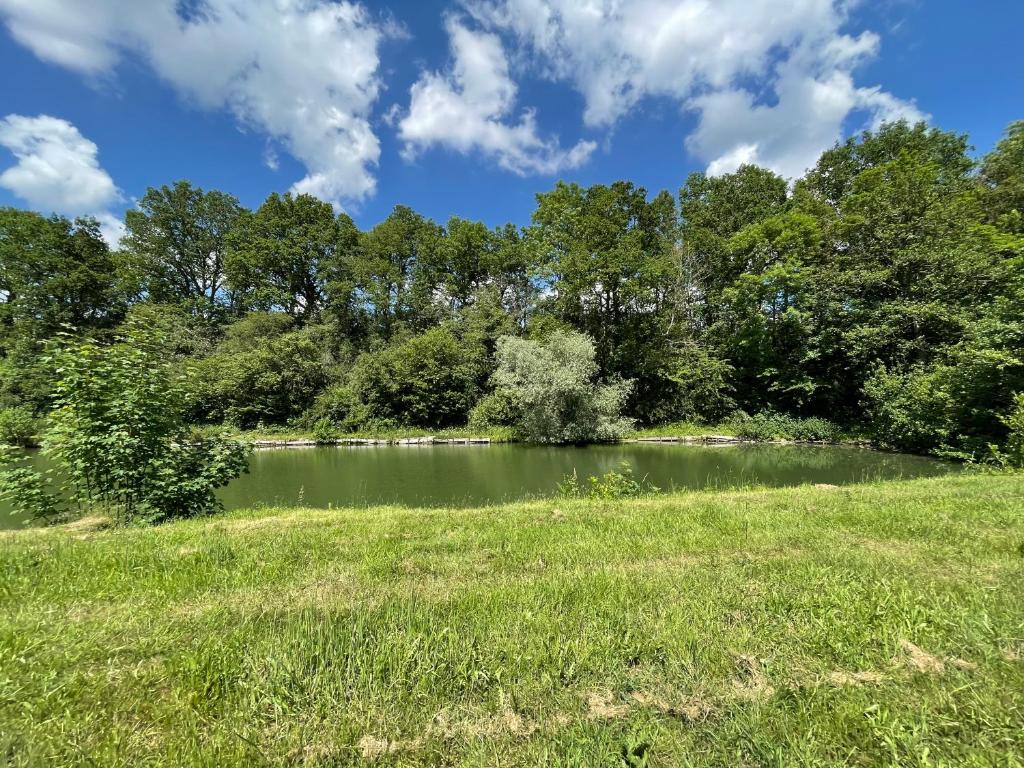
[
  {"xmin": 225, "ymin": 192, "xmax": 355, "ymax": 322},
  {"xmin": 0, "ymin": 209, "xmax": 124, "ymax": 349},
  {"xmin": 123, "ymin": 181, "xmax": 243, "ymax": 317},
  {"xmin": 531, "ymin": 182, "xmax": 676, "ymax": 367},
  {"xmin": 679, "ymin": 165, "xmax": 789, "ymax": 303},
  {"xmin": 980, "ymin": 120, "xmax": 1024, "ymax": 234},
  {"xmin": 355, "ymin": 206, "xmax": 441, "ymax": 339}
]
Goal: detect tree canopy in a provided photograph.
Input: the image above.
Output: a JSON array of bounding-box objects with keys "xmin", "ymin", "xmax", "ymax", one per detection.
[{"xmin": 2, "ymin": 118, "xmax": 1022, "ymax": 454}]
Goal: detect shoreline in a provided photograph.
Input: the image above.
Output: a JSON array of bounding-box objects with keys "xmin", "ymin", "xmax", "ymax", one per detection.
[{"xmin": 247, "ymin": 434, "xmax": 870, "ymax": 448}]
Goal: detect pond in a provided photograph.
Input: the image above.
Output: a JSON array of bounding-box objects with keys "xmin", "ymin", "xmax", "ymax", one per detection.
[{"xmin": 1, "ymin": 443, "xmax": 955, "ymax": 529}]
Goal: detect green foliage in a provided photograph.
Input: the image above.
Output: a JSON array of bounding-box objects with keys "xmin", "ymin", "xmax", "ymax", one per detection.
[
  {"xmin": 45, "ymin": 328, "xmax": 248, "ymax": 524},
  {"xmin": 0, "ymin": 446, "xmax": 60, "ymax": 522},
  {"xmin": 3, "ymin": 117, "xmax": 1024, "ymax": 460},
  {"xmin": 980, "ymin": 121, "xmax": 1024, "ymax": 234},
  {"xmin": 355, "ymin": 205, "xmax": 443, "ymax": 338},
  {"xmin": 0, "ymin": 406, "xmax": 38, "ymax": 446},
  {"xmin": 642, "ymin": 344, "xmax": 735, "ymax": 424},
  {"xmin": 490, "ymin": 331, "xmax": 633, "ymax": 443},
  {"xmin": 0, "ymin": 208, "xmax": 125, "ymax": 353},
  {"xmin": 123, "ymin": 181, "xmax": 243, "ymax": 316},
  {"xmin": 557, "ymin": 461, "xmax": 658, "ymax": 499},
  {"xmin": 345, "ymin": 325, "xmax": 485, "ymax": 429},
  {"xmin": 1000, "ymin": 393, "xmax": 1024, "ymax": 468},
  {"xmin": 311, "ymin": 418, "xmax": 340, "ymax": 444},
  {"xmin": 225, "ymin": 192, "xmax": 356, "ymax": 321},
  {"xmin": 728, "ymin": 412, "xmax": 841, "ymax": 442},
  {"xmin": 864, "ymin": 366, "xmax": 955, "ymax": 454},
  {"xmin": 187, "ymin": 314, "xmax": 334, "ymax": 428},
  {"xmin": 468, "ymin": 389, "xmax": 518, "ymax": 431}
]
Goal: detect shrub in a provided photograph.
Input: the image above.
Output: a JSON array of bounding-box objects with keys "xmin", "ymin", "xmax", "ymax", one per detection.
[
  {"xmin": 467, "ymin": 389, "xmax": 518, "ymax": 430},
  {"xmin": 788, "ymin": 417, "xmax": 841, "ymax": 441},
  {"xmin": 863, "ymin": 366, "xmax": 954, "ymax": 453},
  {"xmin": 343, "ymin": 326, "xmax": 486, "ymax": 429},
  {"xmin": 0, "ymin": 406, "xmax": 38, "ymax": 446},
  {"xmin": 728, "ymin": 411, "xmax": 840, "ymax": 442},
  {"xmin": 655, "ymin": 344, "xmax": 735, "ymax": 424},
  {"xmin": 1000, "ymin": 393, "xmax": 1024, "ymax": 467},
  {"xmin": 187, "ymin": 314, "xmax": 333, "ymax": 428},
  {"xmin": 0, "ymin": 446, "xmax": 61, "ymax": 522},
  {"xmin": 311, "ymin": 418, "xmax": 339, "ymax": 443},
  {"xmin": 44, "ymin": 328, "xmax": 249, "ymax": 524},
  {"xmin": 490, "ymin": 331, "xmax": 633, "ymax": 444}
]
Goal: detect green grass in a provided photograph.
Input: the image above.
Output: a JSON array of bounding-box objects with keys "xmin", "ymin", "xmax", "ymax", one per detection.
[
  {"xmin": 626, "ymin": 420, "xmax": 868, "ymax": 443},
  {"xmin": 627, "ymin": 421, "xmax": 739, "ymax": 438},
  {"xmin": 201, "ymin": 425, "xmax": 515, "ymax": 444},
  {"xmin": 2, "ymin": 475, "xmax": 1023, "ymax": 766}
]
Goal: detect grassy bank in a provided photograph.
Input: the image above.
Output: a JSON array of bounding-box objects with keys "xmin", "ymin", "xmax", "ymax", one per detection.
[
  {"xmin": 2, "ymin": 476, "xmax": 1022, "ymax": 766},
  {"xmin": 207, "ymin": 419, "xmax": 865, "ymax": 446},
  {"xmin": 208, "ymin": 425, "xmax": 515, "ymax": 444}
]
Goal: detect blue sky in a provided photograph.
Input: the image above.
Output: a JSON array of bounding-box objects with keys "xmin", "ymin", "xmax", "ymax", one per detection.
[{"xmin": 0, "ymin": 0, "xmax": 1021, "ymax": 241}]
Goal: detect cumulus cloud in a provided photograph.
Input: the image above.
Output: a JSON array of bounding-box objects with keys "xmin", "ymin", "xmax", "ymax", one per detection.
[
  {"xmin": 463, "ymin": 0, "xmax": 926, "ymax": 179},
  {"xmin": 688, "ymin": 62, "xmax": 926, "ymax": 179},
  {"xmin": 0, "ymin": 114, "xmax": 124, "ymax": 245},
  {"xmin": 398, "ymin": 17, "xmax": 595, "ymax": 175},
  {"xmin": 0, "ymin": 114, "xmax": 119, "ymax": 213},
  {"xmin": 0, "ymin": 0, "xmax": 385, "ymax": 206}
]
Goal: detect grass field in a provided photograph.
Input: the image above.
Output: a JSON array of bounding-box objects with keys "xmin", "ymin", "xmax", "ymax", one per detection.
[{"xmin": 1, "ymin": 475, "xmax": 1022, "ymax": 766}]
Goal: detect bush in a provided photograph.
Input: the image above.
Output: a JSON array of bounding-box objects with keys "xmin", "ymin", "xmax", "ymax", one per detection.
[
  {"xmin": 311, "ymin": 418, "xmax": 339, "ymax": 443},
  {"xmin": 0, "ymin": 406, "xmax": 38, "ymax": 446},
  {"xmin": 1000, "ymin": 393, "xmax": 1024, "ymax": 467},
  {"xmin": 489, "ymin": 331, "xmax": 633, "ymax": 444},
  {"xmin": 0, "ymin": 446, "xmax": 61, "ymax": 522},
  {"xmin": 44, "ymin": 328, "xmax": 249, "ymax": 524},
  {"xmin": 343, "ymin": 326, "xmax": 486, "ymax": 430},
  {"xmin": 728, "ymin": 411, "xmax": 840, "ymax": 442},
  {"xmin": 653, "ymin": 344, "xmax": 735, "ymax": 424},
  {"xmin": 187, "ymin": 314, "xmax": 333, "ymax": 428},
  {"xmin": 863, "ymin": 366, "xmax": 955, "ymax": 453},
  {"xmin": 467, "ymin": 389, "xmax": 518, "ymax": 430}
]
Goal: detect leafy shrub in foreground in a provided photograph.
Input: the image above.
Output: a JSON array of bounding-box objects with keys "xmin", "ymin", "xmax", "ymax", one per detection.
[
  {"xmin": 0, "ymin": 446, "xmax": 61, "ymax": 523},
  {"xmin": 45, "ymin": 328, "xmax": 249, "ymax": 524}
]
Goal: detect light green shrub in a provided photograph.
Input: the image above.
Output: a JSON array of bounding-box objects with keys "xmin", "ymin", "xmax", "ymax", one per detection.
[{"xmin": 490, "ymin": 331, "xmax": 633, "ymax": 444}]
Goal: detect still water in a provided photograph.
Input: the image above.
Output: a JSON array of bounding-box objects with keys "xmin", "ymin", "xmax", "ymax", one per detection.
[
  {"xmin": 1, "ymin": 443, "xmax": 954, "ymax": 528},
  {"xmin": 219, "ymin": 442, "xmax": 953, "ymax": 509}
]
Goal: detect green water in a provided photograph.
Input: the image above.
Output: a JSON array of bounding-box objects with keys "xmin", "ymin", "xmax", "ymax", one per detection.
[{"xmin": 1, "ymin": 443, "xmax": 955, "ymax": 529}]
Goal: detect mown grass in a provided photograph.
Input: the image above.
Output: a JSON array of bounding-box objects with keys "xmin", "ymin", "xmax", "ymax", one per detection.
[{"xmin": 1, "ymin": 475, "xmax": 1022, "ymax": 766}]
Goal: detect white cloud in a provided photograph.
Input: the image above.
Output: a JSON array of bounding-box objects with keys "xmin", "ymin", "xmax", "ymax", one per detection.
[
  {"xmin": 398, "ymin": 17, "xmax": 595, "ymax": 175},
  {"xmin": 0, "ymin": 114, "xmax": 125, "ymax": 246},
  {"xmin": 0, "ymin": 114, "xmax": 119, "ymax": 212},
  {"xmin": 93, "ymin": 210, "xmax": 126, "ymax": 248},
  {"xmin": 687, "ymin": 62, "xmax": 926, "ymax": 179},
  {"xmin": 463, "ymin": 0, "xmax": 926, "ymax": 179},
  {"xmin": 0, "ymin": 0, "xmax": 385, "ymax": 206}
]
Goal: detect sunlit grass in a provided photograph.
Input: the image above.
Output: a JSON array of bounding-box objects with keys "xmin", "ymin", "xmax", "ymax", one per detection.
[
  {"xmin": 201, "ymin": 424, "xmax": 516, "ymax": 443},
  {"xmin": 626, "ymin": 421, "xmax": 739, "ymax": 438},
  {"xmin": 1, "ymin": 475, "xmax": 1022, "ymax": 765}
]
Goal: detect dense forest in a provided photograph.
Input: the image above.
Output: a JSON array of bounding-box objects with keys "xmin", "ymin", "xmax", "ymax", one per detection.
[{"xmin": 1, "ymin": 120, "xmax": 1022, "ymax": 459}]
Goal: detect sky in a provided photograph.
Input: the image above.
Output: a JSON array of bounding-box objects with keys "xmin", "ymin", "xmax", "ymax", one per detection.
[{"xmin": 0, "ymin": 0, "xmax": 1021, "ymax": 244}]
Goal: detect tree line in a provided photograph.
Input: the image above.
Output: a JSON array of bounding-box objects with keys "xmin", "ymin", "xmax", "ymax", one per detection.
[{"xmin": 1, "ymin": 119, "xmax": 1022, "ymax": 459}]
